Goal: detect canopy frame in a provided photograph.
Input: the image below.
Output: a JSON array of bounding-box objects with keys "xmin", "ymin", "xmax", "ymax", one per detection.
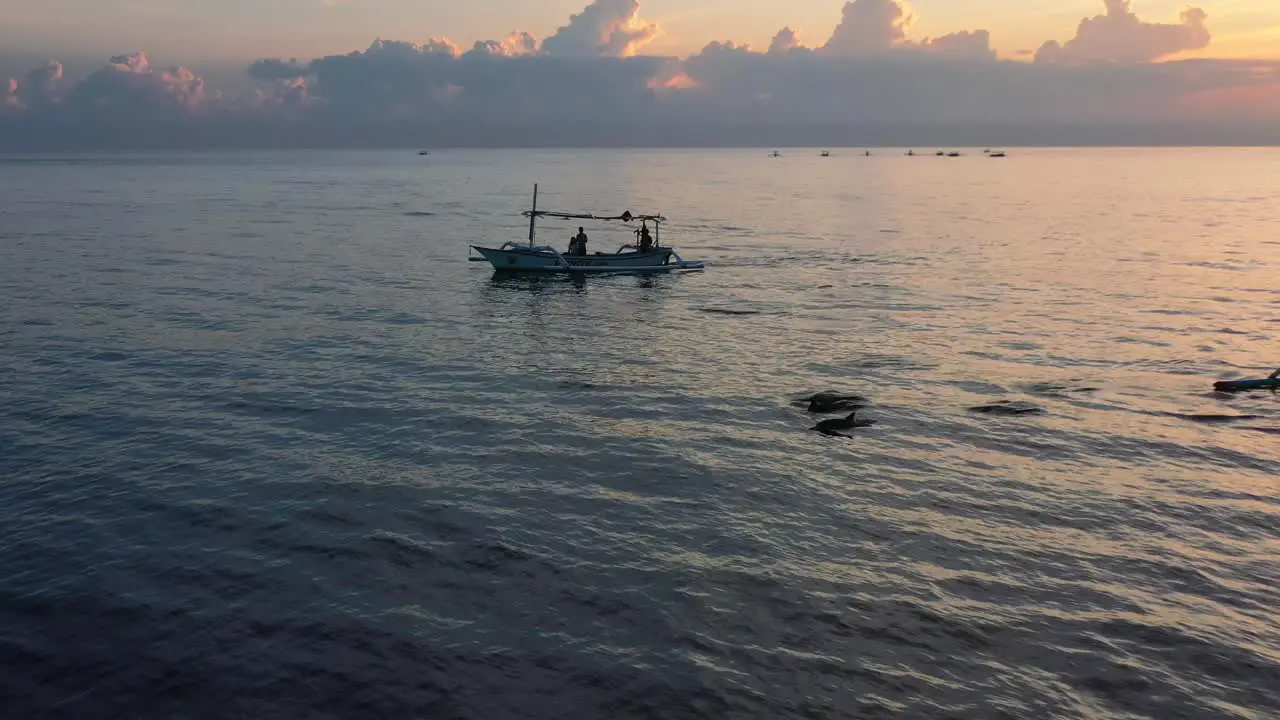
[
  {"xmin": 520, "ymin": 185, "xmax": 665, "ymax": 226},
  {"xmin": 522, "ymin": 209, "xmax": 667, "ymax": 224},
  {"xmin": 519, "ymin": 184, "xmax": 665, "ymax": 249}
]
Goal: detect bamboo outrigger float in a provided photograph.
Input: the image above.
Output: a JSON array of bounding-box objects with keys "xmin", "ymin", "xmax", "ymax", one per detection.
[
  {"xmin": 469, "ymin": 185, "xmax": 706, "ymax": 274},
  {"xmin": 1214, "ymin": 368, "xmax": 1280, "ymax": 393}
]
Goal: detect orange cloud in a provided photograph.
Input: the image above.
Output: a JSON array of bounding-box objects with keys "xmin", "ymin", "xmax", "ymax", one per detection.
[
  {"xmin": 542, "ymin": 0, "xmax": 661, "ymax": 58},
  {"xmin": 1036, "ymin": 1, "xmax": 1210, "ymax": 63}
]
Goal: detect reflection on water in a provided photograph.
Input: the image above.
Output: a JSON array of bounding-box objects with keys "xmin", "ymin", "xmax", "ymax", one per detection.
[
  {"xmin": 485, "ymin": 269, "xmax": 671, "ymax": 293},
  {"xmin": 0, "ymin": 148, "xmax": 1277, "ymax": 719}
]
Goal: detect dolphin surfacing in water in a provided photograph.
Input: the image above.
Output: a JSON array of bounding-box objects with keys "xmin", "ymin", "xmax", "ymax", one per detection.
[
  {"xmin": 812, "ymin": 409, "xmax": 877, "ymax": 437},
  {"xmin": 799, "ymin": 392, "xmax": 869, "ymax": 414}
]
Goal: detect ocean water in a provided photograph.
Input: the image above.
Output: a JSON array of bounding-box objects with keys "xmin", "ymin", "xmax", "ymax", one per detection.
[{"xmin": 0, "ymin": 147, "xmax": 1277, "ymax": 719}]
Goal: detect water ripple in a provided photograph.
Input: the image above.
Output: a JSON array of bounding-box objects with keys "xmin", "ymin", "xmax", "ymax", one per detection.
[{"xmin": 0, "ymin": 148, "xmax": 1277, "ymax": 719}]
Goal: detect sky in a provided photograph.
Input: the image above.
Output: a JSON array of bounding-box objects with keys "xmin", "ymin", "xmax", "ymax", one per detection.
[
  {"xmin": 2, "ymin": 0, "xmax": 1279, "ymax": 148},
  {"xmin": 1, "ymin": 0, "xmax": 1276, "ymax": 63}
]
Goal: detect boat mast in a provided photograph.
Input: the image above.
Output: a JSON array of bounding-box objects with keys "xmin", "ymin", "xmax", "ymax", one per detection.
[{"xmin": 528, "ymin": 184, "xmax": 538, "ymax": 245}]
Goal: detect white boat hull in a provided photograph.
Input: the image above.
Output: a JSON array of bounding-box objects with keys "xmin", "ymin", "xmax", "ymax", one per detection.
[{"xmin": 472, "ymin": 245, "xmax": 679, "ymax": 272}]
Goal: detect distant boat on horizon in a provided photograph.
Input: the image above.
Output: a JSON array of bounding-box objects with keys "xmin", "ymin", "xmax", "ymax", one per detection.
[
  {"xmin": 820, "ymin": 150, "xmax": 831, "ymax": 157},
  {"xmin": 418, "ymin": 150, "xmax": 431, "ymax": 156},
  {"xmin": 770, "ymin": 150, "xmax": 782, "ymax": 157}
]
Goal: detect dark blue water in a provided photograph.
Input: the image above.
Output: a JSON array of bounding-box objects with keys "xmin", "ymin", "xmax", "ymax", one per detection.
[{"xmin": 1, "ymin": 148, "xmax": 1278, "ymax": 719}]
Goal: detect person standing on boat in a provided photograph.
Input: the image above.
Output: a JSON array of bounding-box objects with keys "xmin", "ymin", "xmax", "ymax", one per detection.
[
  {"xmin": 574, "ymin": 227, "xmax": 589, "ymax": 256},
  {"xmin": 638, "ymin": 222, "xmax": 653, "ymax": 252}
]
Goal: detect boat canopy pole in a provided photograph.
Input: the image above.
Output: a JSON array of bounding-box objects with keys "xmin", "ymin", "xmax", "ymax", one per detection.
[
  {"xmin": 521, "ymin": 210, "xmax": 666, "ymax": 224},
  {"xmin": 528, "ymin": 184, "xmax": 538, "ymax": 243}
]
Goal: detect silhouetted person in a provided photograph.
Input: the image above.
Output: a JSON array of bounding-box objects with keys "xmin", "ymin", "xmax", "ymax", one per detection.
[
  {"xmin": 574, "ymin": 227, "xmax": 588, "ymax": 255},
  {"xmin": 638, "ymin": 223, "xmax": 653, "ymax": 252}
]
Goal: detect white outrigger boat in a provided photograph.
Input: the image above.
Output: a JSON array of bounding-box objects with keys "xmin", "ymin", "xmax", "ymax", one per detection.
[{"xmin": 469, "ymin": 185, "xmax": 706, "ymax": 273}]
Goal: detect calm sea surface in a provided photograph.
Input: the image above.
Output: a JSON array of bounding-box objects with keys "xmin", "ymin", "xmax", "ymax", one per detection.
[{"xmin": 0, "ymin": 148, "xmax": 1277, "ymax": 719}]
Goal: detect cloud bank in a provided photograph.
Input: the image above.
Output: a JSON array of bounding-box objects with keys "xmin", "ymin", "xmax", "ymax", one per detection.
[{"xmin": 2, "ymin": 0, "xmax": 1277, "ymax": 149}]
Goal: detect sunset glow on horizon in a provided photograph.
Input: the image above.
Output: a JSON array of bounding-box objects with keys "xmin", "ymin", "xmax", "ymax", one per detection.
[{"xmin": 4, "ymin": 0, "xmax": 1278, "ymax": 149}]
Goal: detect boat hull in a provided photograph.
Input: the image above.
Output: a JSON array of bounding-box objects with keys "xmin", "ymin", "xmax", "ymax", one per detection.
[{"xmin": 472, "ymin": 245, "xmax": 674, "ymax": 272}]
